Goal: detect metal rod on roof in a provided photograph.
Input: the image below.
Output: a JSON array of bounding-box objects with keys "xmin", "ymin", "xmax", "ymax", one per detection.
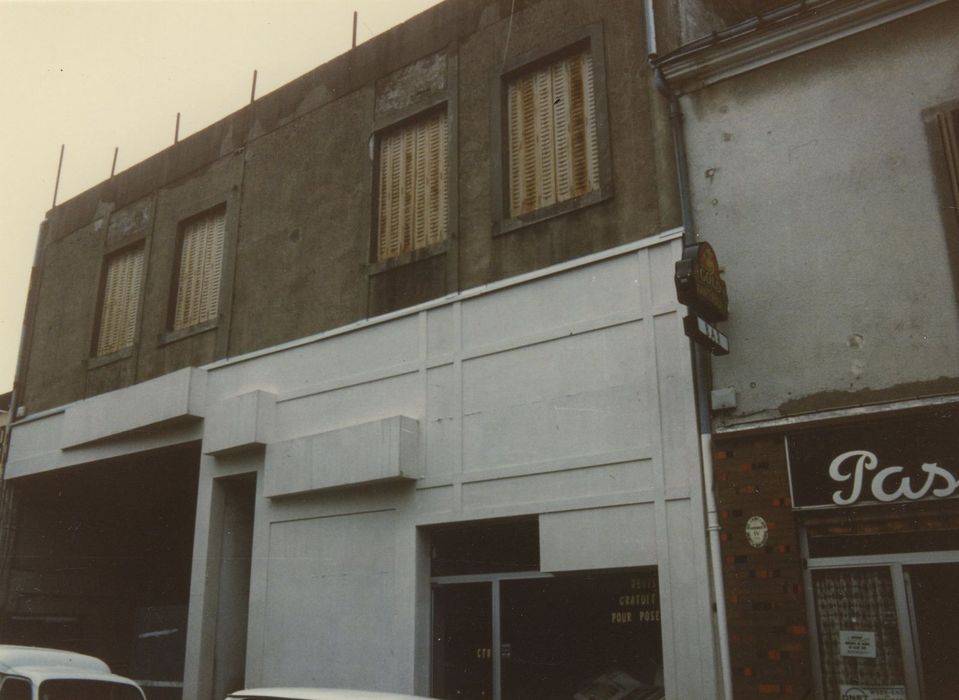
[
  {"xmin": 175, "ymin": 112, "xmax": 181, "ymax": 144},
  {"xmin": 52, "ymin": 144, "xmax": 65, "ymax": 208},
  {"xmin": 251, "ymin": 69, "xmax": 258, "ymax": 103},
  {"xmin": 352, "ymin": 11, "xmax": 358, "ymax": 48},
  {"xmin": 111, "ymin": 147, "xmax": 119, "ymax": 178}
]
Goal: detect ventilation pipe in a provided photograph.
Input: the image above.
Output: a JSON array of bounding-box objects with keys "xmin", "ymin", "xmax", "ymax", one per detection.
[{"xmin": 643, "ymin": 2, "xmax": 733, "ymax": 698}]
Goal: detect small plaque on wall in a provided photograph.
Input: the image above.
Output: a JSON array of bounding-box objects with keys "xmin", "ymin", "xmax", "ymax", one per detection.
[{"xmin": 745, "ymin": 515, "xmax": 768, "ymax": 548}]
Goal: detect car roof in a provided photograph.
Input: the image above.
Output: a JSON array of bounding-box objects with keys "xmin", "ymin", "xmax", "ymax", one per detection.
[
  {"xmin": 227, "ymin": 688, "xmax": 433, "ymax": 700},
  {"xmin": 0, "ymin": 646, "xmax": 144, "ymax": 694},
  {"xmin": 0, "ymin": 646, "xmax": 110, "ymax": 675},
  {"xmin": 7, "ymin": 668, "xmax": 142, "ymax": 687}
]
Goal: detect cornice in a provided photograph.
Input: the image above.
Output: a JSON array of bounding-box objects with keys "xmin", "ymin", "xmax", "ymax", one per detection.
[{"xmin": 654, "ymin": 0, "xmax": 952, "ymax": 94}]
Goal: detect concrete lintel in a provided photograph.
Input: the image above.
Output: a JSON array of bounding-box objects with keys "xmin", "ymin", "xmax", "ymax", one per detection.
[
  {"xmin": 264, "ymin": 415, "xmax": 420, "ymax": 497},
  {"xmin": 61, "ymin": 367, "xmax": 206, "ymax": 449}
]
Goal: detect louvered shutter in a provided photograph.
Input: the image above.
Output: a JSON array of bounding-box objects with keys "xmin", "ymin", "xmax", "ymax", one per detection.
[
  {"xmin": 96, "ymin": 246, "xmax": 144, "ymax": 356},
  {"xmin": 174, "ymin": 208, "xmax": 226, "ymax": 330},
  {"xmin": 377, "ymin": 110, "xmax": 448, "ymax": 261},
  {"xmin": 507, "ymin": 48, "xmax": 600, "ymax": 218}
]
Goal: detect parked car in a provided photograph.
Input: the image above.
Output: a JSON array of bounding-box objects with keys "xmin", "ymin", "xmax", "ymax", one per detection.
[
  {"xmin": 226, "ymin": 689, "xmax": 434, "ymax": 700},
  {"xmin": 0, "ymin": 645, "xmax": 145, "ymax": 700}
]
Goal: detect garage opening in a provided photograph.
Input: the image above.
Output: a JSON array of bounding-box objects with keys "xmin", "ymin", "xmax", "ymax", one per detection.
[{"xmin": 0, "ymin": 443, "xmax": 200, "ymax": 700}]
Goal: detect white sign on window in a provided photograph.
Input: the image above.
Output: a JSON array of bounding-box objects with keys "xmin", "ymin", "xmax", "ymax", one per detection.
[
  {"xmin": 839, "ymin": 630, "xmax": 877, "ymax": 658},
  {"xmin": 839, "ymin": 685, "xmax": 906, "ymax": 700}
]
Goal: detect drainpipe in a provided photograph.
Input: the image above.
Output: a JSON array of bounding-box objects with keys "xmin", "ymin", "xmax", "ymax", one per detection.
[{"xmin": 643, "ymin": 3, "xmax": 734, "ymax": 699}]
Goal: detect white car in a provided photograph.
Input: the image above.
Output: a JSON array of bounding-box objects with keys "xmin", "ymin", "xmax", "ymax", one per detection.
[
  {"xmin": 0, "ymin": 645, "xmax": 145, "ymax": 700},
  {"xmin": 226, "ymin": 688, "xmax": 434, "ymax": 700}
]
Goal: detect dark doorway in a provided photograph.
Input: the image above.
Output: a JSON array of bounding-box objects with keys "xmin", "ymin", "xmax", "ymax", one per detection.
[
  {"xmin": 2, "ymin": 443, "xmax": 200, "ymax": 700},
  {"xmin": 907, "ymin": 563, "xmax": 959, "ymax": 700}
]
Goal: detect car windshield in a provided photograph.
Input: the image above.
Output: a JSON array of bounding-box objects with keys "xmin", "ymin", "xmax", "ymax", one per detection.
[{"xmin": 38, "ymin": 680, "xmax": 142, "ymax": 700}]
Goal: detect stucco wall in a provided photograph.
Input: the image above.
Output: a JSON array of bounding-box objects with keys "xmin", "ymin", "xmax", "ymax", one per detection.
[{"xmin": 682, "ymin": 2, "xmax": 959, "ymax": 425}]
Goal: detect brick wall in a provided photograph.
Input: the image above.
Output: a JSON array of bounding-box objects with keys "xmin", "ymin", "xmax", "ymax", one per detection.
[{"xmin": 713, "ymin": 435, "xmax": 812, "ymax": 699}]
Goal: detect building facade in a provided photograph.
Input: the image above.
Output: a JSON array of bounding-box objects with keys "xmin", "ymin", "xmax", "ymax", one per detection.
[
  {"xmin": 1, "ymin": 0, "xmax": 756, "ymax": 698},
  {"xmin": 656, "ymin": 0, "xmax": 959, "ymax": 698}
]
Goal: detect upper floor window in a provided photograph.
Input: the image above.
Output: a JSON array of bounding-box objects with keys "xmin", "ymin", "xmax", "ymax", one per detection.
[
  {"xmin": 507, "ymin": 47, "xmax": 599, "ymax": 219},
  {"xmin": 172, "ymin": 206, "xmax": 225, "ymax": 330},
  {"xmin": 376, "ymin": 108, "xmax": 448, "ymax": 262},
  {"xmin": 95, "ymin": 244, "xmax": 144, "ymax": 357}
]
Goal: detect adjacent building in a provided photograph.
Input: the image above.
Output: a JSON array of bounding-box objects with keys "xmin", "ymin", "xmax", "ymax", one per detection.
[
  {"xmin": 1, "ymin": 0, "xmax": 760, "ymax": 698},
  {"xmin": 655, "ymin": 0, "xmax": 959, "ymax": 698}
]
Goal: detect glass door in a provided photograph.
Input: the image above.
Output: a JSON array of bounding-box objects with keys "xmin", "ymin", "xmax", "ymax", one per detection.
[
  {"xmin": 904, "ymin": 563, "xmax": 959, "ymax": 700},
  {"xmin": 432, "ymin": 583, "xmax": 493, "ymax": 699},
  {"xmin": 431, "ymin": 571, "xmax": 664, "ymax": 700},
  {"xmin": 807, "ymin": 559, "xmax": 959, "ymax": 699}
]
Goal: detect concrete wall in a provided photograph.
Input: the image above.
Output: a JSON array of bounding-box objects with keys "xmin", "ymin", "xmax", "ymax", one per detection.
[
  {"xmin": 681, "ymin": 2, "xmax": 959, "ymax": 427},
  {"xmin": 8, "ymin": 235, "xmax": 721, "ymax": 698},
  {"xmin": 17, "ymin": 0, "xmax": 686, "ymax": 416}
]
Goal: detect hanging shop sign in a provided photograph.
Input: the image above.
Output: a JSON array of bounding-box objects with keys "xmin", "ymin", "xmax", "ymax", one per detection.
[
  {"xmin": 675, "ymin": 241, "xmax": 729, "ymax": 322},
  {"xmin": 787, "ymin": 409, "xmax": 959, "ymax": 509}
]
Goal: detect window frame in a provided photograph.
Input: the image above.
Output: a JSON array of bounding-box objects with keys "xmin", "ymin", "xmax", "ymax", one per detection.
[
  {"xmin": 924, "ymin": 99, "xmax": 959, "ymax": 303},
  {"xmin": 491, "ymin": 22, "xmax": 613, "ymax": 236},
  {"xmin": 158, "ymin": 190, "xmax": 238, "ymax": 353},
  {"xmin": 90, "ymin": 241, "xmax": 147, "ymax": 362},
  {"xmin": 368, "ymin": 95, "xmax": 456, "ymax": 275}
]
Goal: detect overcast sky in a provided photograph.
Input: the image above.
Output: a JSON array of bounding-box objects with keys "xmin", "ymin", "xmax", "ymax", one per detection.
[{"xmin": 0, "ymin": 0, "xmax": 443, "ymax": 394}]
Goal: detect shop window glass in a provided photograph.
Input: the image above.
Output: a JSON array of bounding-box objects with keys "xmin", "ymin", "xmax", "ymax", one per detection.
[
  {"xmin": 812, "ymin": 567, "xmax": 906, "ymax": 699},
  {"xmin": 501, "ymin": 572, "xmax": 663, "ymax": 700}
]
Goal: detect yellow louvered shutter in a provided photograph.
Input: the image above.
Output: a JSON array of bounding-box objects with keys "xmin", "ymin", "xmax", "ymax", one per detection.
[
  {"xmin": 377, "ymin": 109, "xmax": 448, "ymax": 261},
  {"xmin": 174, "ymin": 208, "xmax": 225, "ymax": 330},
  {"xmin": 507, "ymin": 48, "xmax": 599, "ymax": 218},
  {"xmin": 96, "ymin": 245, "xmax": 144, "ymax": 356}
]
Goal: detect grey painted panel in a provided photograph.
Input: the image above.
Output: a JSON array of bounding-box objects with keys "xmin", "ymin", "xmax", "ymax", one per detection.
[
  {"xmin": 461, "ymin": 324, "xmax": 651, "ymax": 472},
  {"xmin": 206, "ymin": 317, "xmax": 421, "ymax": 404},
  {"xmin": 461, "ymin": 461, "xmax": 656, "ymax": 511},
  {"xmin": 460, "ymin": 254, "xmax": 642, "ymax": 350},
  {"xmin": 539, "ymin": 504, "xmax": 658, "ymax": 571},
  {"xmin": 662, "ymin": 499, "xmax": 716, "ymax": 697},
  {"xmin": 273, "ymin": 374, "xmax": 421, "ymax": 444},
  {"xmin": 424, "ymin": 365, "xmax": 457, "ymax": 480},
  {"xmin": 425, "ymin": 305, "xmax": 455, "ymax": 359},
  {"xmin": 261, "ymin": 511, "xmax": 398, "ymax": 690}
]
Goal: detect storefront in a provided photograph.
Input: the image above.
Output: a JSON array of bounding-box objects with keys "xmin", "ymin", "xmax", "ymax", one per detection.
[
  {"xmin": 428, "ymin": 519, "xmax": 665, "ymax": 699},
  {"xmin": 787, "ymin": 407, "xmax": 959, "ymax": 700}
]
